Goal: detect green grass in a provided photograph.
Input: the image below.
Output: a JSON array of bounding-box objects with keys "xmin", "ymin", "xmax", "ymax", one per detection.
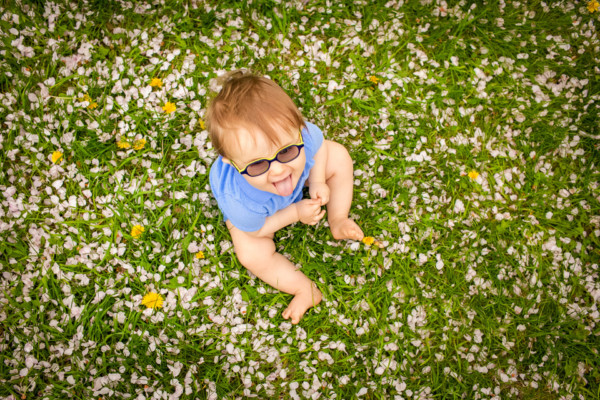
[{"xmin": 0, "ymin": 0, "xmax": 599, "ymax": 399}]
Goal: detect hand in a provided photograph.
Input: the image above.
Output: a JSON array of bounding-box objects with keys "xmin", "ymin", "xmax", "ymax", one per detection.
[
  {"xmin": 309, "ymin": 182, "xmax": 330, "ymax": 206},
  {"xmin": 296, "ymin": 199, "xmax": 326, "ymax": 225}
]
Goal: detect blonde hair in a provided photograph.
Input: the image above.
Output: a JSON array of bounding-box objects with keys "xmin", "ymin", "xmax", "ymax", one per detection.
[{"xmin": 206, "ymin": 70, "xmax": 305, "ymax": 158}]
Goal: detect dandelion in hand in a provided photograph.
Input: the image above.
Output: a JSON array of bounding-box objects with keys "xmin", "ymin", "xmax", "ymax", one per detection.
[
  {"xmin": 150, "ymin": 78, "xmax": 163, "ymax": 88},
  {"xmin": 588, "ymin": 0, "xmax": 599, "ymax": 12},
  {"xmin": 131, "ymin": 225, "xmax": 144, "ymax": 239},
  {"xmin": 51, "ymin": 151, "xmax": 63, "ymax": 164},
  {"xmin": 133, "ymin": 138, "xmax": 146, "ymax": 150},
  {"xmin": 468, "ymin": 171, "xmax": 479, "ymax": 180},
  {"xmin": 141, "ymin": 292, "xmax": 163, "ymax": 309},
  {"xmin": 162, "ymin": 101, "xmax": 176, "ymax": 114}
]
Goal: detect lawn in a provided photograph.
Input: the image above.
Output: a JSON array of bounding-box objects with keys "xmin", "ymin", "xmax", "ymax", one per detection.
[{"xmin": 1, "ymin": 0, "xmax": 599, "ymax": 399}]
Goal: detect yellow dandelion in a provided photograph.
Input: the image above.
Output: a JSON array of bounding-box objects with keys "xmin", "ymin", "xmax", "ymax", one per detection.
[
  {"xmin": 116, "ymin": 138, "xmax": 131, "ymax": 149},
  {"xmin": 195, "ymin": 251, "xmax": 205, "ymax": 259},
  {"xmin": 369, "ymin": 75, "xmax": 380, "ymax": 84},
  {"xmin": 131, "ymin": 225, "xmax": 145, "ymax": 239},
  {"xmin": 468, "ymin": 171, "xmax": 480, "ymax": 180},
  {"xmin": 133, "ymin": 138, "xmax": 147, "ymax": 150},
  {"xmin": 162, "ymin": 102, "xmax": 176, "ymax": 114},
  {"xmin": 588, "ymin": 0, "xmax": 599, "ymax": 12},
  {"xmin": 51, "ymin": 151, "xmax": 63, "ymax": 164},
  {"xmin": 87, "ymin": 101, "xmax": 98, "ymax": 110},
  {"xmin": 141, "ymin": 292, "xmax": 164, "ymax": 309},
  {"xmin": 362, "ymin": 236, "xmax": 375, "ymax": 246},
  {"xmin": 199, "ymin": 119, "xmax": 206, "ymax": 130},
  {"xmin": 150, "ymin": 78, "xmax": 163, "ymax": 88}
]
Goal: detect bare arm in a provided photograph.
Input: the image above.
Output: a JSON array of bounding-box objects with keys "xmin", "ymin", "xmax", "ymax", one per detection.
[
  {"xmin": 250, "ymin": 199, "xmax": 324, "ymax": 237},
  {"xmin": 307, "ymin": 144, "xmax": 327, "ymax": 186},
  {"xmin": 307, "ymin": 143, "xmax": 330, "ymax": 205},
  {"xmin": 251, "ymin": 202, "xmax": 300, "ymax": 237}
]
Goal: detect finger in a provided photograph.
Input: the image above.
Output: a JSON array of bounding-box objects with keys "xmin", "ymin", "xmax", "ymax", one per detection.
[
  {"xmin": 315, "ymin": 210, "xmax": 326, "ymax": 221},
  {"xmin": 282, "ymin": 308, "xmax": 290, "ymax": 319}
]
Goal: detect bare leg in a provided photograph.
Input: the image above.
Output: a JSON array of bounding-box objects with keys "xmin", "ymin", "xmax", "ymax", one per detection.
[
  {"xmin": 322, "ymin": 140, "xmax": 364, "ymax": 241},
  {"xmin": 227, "ymin": 222, "xmax": 322, "ymax": 324}
]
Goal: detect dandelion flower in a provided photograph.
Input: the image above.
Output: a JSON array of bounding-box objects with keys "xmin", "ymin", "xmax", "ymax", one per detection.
[
  {"xmin": 117, "ymin": 138, "xmax": 131, "ymax": 149},
  {"xmin": 141, "ymin": 292, "xmax": 163, "ymax": 309},
  {"xmin": 150, "ymin": 78, "xmax": 163, "ymax": 88},
  {"xmin": 369, "ymin": 75, "xmax": 380, "ymax": 84},
  {"xmin": 588, "ymin": 0, "xmax": 599, "ymax": 12},
  {"xmin": 199, "ymin": 119, "xmax": 206, "ymax": 130},
  {"xmin": 162, "ymin": 102, "xmax": 176, "ymax": 114},
  {"xmin": 196, "ymin": 251, "xmax": 205, "ymax": 259},
  {"xmin": 51, "ymin": 151, "xmax": 63, "ymax": 164},
  {"xmin": 131, "ymin": 225, "xmax": 145, "ymax": 239},
  {"xmin": 468, "ymin": 171, "xmax": 479, "ymax": 180},
  {"xmin": 133, "ymin": 138, "xmax": 146, "ymax": 150},
  {"xmin": 79, "ymin": 94, "xmax": 97, "ymax": 109},
  {"xmin": 362, "ymin": 236, "xmax": 375, "ymax": 246}
]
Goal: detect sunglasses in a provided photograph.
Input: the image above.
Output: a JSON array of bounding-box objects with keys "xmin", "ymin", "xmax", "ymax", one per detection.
[{"xmin": 231, "ymin": 134, "xmax": 304, "ymax": 177}]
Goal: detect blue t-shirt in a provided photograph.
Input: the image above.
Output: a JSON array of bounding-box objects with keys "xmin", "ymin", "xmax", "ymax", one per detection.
[{"xmin": 209, "ymin": 121, "xmax": 324, "ymax": 232}]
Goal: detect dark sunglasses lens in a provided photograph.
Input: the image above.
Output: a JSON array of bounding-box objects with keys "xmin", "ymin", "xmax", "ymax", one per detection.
[
  {"xmin": 277, "ymin": 145, "xmax": 300, "ymax": 163},
  {"xmin": 246, "ymin": 160, "xmax": 270, "ymax": 177}
]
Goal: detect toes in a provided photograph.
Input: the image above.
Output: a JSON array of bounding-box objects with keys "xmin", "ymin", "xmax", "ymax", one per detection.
[
  {"xmin": 353, "ymin": 229, "xmax": 364, "ymax": 241},
  {"xmin": 283, "ymin": 308, "xmax": 300, "ymax": 324},
  {"xmin": 291, "ymin": 312, "xmax": 300, "ymax": 325}
]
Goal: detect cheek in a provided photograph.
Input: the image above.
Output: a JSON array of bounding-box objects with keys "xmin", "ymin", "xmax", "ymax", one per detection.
[{"xmin": 291, "ymin": 153, "xmax": 307, "ymax": 173}]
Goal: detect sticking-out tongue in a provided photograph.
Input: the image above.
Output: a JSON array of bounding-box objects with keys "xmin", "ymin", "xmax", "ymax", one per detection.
[{"xmin": 273, "ymin": 175, "xmax": 294, "ymax": 196}]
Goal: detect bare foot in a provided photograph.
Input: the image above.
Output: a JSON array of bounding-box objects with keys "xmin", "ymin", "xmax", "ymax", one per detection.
[
  {"xmin": 329, "ymin": 218, "xmax": 364, "ymax": 241},
  {"xmin": 282, "ymin": 283, "xmax": 322, "ymax": 324}
]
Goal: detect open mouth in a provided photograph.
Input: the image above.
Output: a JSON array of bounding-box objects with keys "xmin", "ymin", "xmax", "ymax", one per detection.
[{"xmin": 272, "ymin": 174, "xmax": 293, "ymax": 196}]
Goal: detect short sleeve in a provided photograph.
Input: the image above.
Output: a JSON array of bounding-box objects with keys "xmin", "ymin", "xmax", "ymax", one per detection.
[
  {"xmin": 222, "ymin": 195, "xmax": 267, "ymax": 232},
  {"xmin": 302, "ymin": 121, "xmax": 324, "ymax": 161}
]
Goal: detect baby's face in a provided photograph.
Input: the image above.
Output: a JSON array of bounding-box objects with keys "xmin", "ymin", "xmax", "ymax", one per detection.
[{"xmin": 224, "ymin": 127, "xmax": 306, "ymax": 196}]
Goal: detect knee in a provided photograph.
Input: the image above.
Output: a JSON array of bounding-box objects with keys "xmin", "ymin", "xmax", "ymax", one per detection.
[
  {"xmin": 234, "ymin": 242, "xmax": 272, "ymax": 272},
  {"xmin": 324, "ymin": 140, "xmax": 353, "ymax": 174},
  {"xmin": 228, "ymin": 225, "xmax": 276, "ymax": 271},
  {"xmin": 234, "ymin": 246, "xmax": 257, "ymax": 269},
  {"xmin": 327, "ymin": 140, "xmax": 352, "ymax": 163}
]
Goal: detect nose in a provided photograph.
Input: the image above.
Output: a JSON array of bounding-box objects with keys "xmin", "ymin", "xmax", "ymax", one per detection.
[{"xmin": 268, "ymin": 160, "xmax": 287, "ymax": 177}]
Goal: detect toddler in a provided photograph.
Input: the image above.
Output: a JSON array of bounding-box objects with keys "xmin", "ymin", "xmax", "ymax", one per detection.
[{"xmin": 207, "ymin": 70, "xmax": 363, "ymax": 324}]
